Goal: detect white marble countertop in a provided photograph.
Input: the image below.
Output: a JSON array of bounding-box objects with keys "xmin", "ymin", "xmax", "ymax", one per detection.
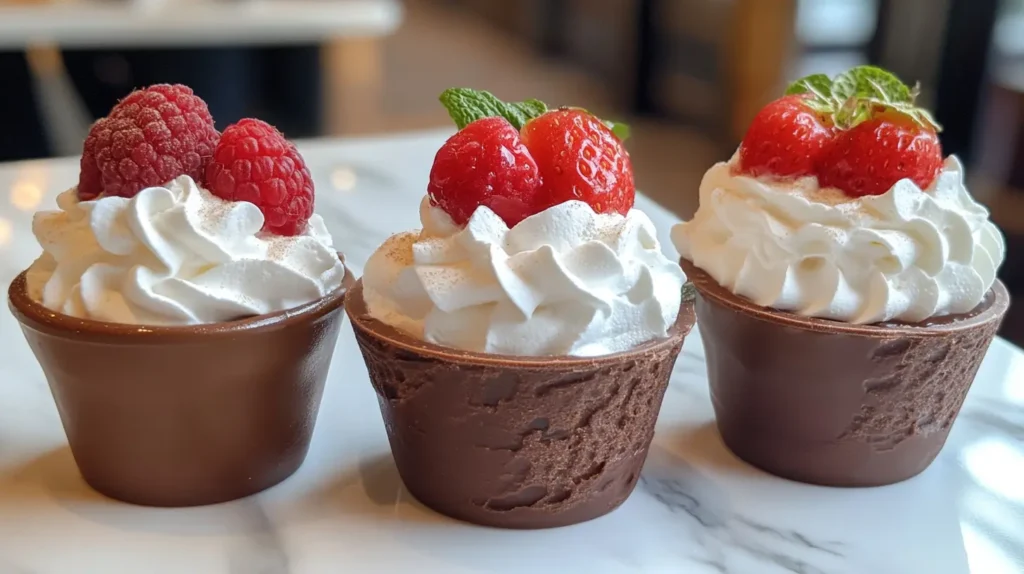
[
  {"xmin": 0, "ymin": 129, "xmax": 1022, "ymax": 574},
  {"xmin": 0, "ymin": 0, "xmax": 402, "ymax": 49}
]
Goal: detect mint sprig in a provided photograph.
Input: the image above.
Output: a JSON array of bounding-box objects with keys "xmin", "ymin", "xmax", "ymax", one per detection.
[
  {"xmin": 438, "ymin": 88, "xmax": 631, "ymax": 140},
  {"xmin": 682, "ymin": 282, "xmax": 698, "ymax": 303},
  {"xmin": 605, "ymin": 120, "xmax": 631, "ymax": 141},
  {"xmin": 440, "ymin": 88, "xmax": 547, "ymax": 131},
  {"xmin": 785, "ymin": 66, "xmax": 941, "ymax": 131},
  {"xmin": 785, "ymin": 74, "xmax": 833, "ymax": 103}
]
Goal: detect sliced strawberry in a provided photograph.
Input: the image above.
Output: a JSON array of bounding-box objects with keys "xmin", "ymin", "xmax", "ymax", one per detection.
[
  {"xmin": 738, "ymin": 95, "xmax": 834, "ymax": 178},
  {"xmin": 520, "ymin": 108, "xmax": 634, "ymax": 216}
]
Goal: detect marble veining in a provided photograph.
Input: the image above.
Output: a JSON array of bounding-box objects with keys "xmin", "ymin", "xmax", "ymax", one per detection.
[
  {"xmin": 0, "ymin": 130, "xmax": 1021, "ymax": 573},
  {"xmin": 639, "ymin": 450, "xmax": 847, "ymax": 574}
]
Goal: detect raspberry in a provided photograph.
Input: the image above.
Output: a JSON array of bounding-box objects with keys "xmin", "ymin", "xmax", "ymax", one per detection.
[
  {"xmin": 520, "ymin": 108, "xmax": 634, "ymax": 216},
  {"xmin": 77, "ymin": 84, "xmax": 219, "ymax": 200},
  {"xmin": 204, "ymin": 118, "xmax": 314, "ymax": 236},
  {"xmin": 428, "ymin": 116, "xmax": 540, "ymax": 227}
]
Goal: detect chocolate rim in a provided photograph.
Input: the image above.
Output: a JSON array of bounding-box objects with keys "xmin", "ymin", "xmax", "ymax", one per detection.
[
  {"xmin": 680, "ymin": 258, "xmax": 1009, "ymax": 336},
  {"xmin": 8, "ymin": 253, "xmax": 354, "ymax": 343},
  {"xmin": 345, "ymin": 280, "xmax": 695, "ymax": 367}
]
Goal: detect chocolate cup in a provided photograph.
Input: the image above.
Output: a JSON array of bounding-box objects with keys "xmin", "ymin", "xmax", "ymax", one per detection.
[
  {"xmin": 346, "ymin": 281, "xmax": 696, "ymax": 528},
  {"xmin": 7, "ymin": 261, "xmax": 354, "ymax": 507},
  {"xmin": 681, "ymin": 258, "xmax": 1010, "ymax": 487}
]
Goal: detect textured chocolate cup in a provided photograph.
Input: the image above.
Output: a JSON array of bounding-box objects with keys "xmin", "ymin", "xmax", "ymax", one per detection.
[
  {"xmin": 346, "ymin": 281, "xmax": 696, "ymax": 528},
  {"xmin": 681, "ymin": 258, "xmax": 1010, "ymax": 487},
  {"xmin": 7, "ymin": 260, "xmax": 353, "ymax": 507}
]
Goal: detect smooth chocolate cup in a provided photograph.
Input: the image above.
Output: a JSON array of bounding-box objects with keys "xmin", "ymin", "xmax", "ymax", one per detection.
[
  {"xmin": 8, "ymin": 262, "xmax": 353, "ymax": 507},
  {"xmin": 681, "ymin": 258, "xmax": 1010, "ymax": 487},
  {"xmin": 346, "ymin": 281, "xmax": 696, "ymax": 529}
]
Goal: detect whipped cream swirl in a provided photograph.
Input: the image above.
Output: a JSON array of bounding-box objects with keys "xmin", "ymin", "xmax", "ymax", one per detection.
[
  {"xmin": 362, "ymin": 197, "xmax": 685, "ymax": 356},
  {"xmin": 26, "ymin": 176, "xmax": 345, "ymax": 325},
  {"xmin": 672, "ymin": 156, "xmax": 1005, "ymax": 324}
]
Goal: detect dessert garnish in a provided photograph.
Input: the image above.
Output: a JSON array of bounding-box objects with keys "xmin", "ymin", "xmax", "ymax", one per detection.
[
  {"xmin": 672, "ymin": 69, "xmax": 1010, "ymax": 489},
  {"xmin": 674, "ymin": 65, "xmax": 1004, "ymax": 325},
  {"xmin": 738, "ymin": 66, "xmax": 943, "ymax": 197},
  {"xmin": 27, "ymin": 84, "xmax": 344, "ymax": 325},
  {"xmin": 78, "ymin": 84, "xmax": 314, "ymax": 237},
  {"xmin": 205, "ymin": 118, "xmax": 314, "ymax": 236},
  {"xmin": 361, "ymin": 88, "xmax": 684, "ymax": 357},
  {"xmin": 78, "ymin": 84, "xmax": 220, "ymax": 201},
  {"xmin": 347, "ymin": 90, "xmax": 697, "ymax": 529},
  {"xmin": 428, "ymin": 88, "xmax": 633, "ymax": 227}
]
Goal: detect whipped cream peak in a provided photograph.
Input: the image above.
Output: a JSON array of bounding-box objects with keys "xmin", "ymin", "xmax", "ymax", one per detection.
[
  {"xmin": 364, "ymin": 197, "xmax": 684, "ymax": 357},
  {"xmin": 27, "ymin": 176, "xmax": 345, "ymax": 325},
  {"xmin": 673, "ymin": 156, "xmax": 1005, "ymax": 324}
]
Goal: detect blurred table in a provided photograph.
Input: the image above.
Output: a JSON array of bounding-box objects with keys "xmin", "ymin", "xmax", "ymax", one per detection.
[
  {"xmin": 0, "ymin": 130, "xmax": 1023, "ymax": 573},
  {"xmin": 0, "ymin": 0, "xmax": 403, "ymax": 49}
]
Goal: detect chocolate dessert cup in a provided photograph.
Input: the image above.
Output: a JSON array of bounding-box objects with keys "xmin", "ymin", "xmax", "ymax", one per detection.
[
  {"xmin": 681, "ymin": 258, "xmax": 1009, "ymax": 487},
  {"xmin": 7, "ymin": 259, "xmax": 354, "ymax": 507},
  {"xmin": 346, "ymin": 281, "xmax": 696, "ymax": 528}
]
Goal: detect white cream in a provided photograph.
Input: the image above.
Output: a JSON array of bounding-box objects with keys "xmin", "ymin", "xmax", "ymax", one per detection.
[
  {"xmin": 672, "ymin": 156, "xmax": 1005, "ymax": 324},
  {"xmin": 26, "ymin": 175, "xmax": 345, "ymax": 325},
  {"xmin": 362, "ymin": 197, "xmax": 685, "ymax": 356}
]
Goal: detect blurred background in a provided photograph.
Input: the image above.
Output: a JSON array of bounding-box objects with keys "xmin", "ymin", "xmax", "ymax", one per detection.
[{"xmin": 0, "ymin": 0, "xmax": 1022, "ymax": 342}]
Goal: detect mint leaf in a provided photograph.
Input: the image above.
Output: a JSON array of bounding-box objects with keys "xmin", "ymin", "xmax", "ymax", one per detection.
[
  {"xmin": 439, "ymin": 92, "xmax": 631, "ymax": 140},
  {"xmin": 913, "ymin": 107, "xmax": 942, "ymax": 131},
  {"xmin": 439, "ymin": 88, "xmax": 547, "ymax": 130},
  {"xmin": 785, "ymin": 73, "xmax": 834, "ymax": 100},
  {"xmin": 682, "ymin": 282, "xmax": 698, "ymax": 303},
  {"xmin": 785, "ymin": 73, "xmax": 839, "ymax": 115},
  {"xmin": 604, "ymin": 120, "xmax": 631, "ymax": 141},
  {"xmin": 832, "ymin": 65, "xmax": 912, "ymax": 105},
  {"xmin": 824, "ymin": 65, "xmax": 942, "ymax": 130}
]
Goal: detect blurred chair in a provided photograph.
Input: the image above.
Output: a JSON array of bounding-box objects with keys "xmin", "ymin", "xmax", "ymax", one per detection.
[
  {"xmin": 634, "ymin": 0, "xmax": 795, "ymax": 148},
  {"xmin": 0, "ymin": 53, "xmax": 50, "ymax": 160},
  {"xmin": 62, "ymin": 46, "xmax": 323, "ymax": 137},
  {"xmin": 453, "ymin": 0, "xmax": 561, "ymax": 53}
]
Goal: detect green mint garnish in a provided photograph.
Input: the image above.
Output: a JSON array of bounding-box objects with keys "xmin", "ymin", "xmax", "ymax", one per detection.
[
  {"xmin": 785, "ymin": 65, "xmax": 941, "ymax": 131},
  {"xmin": 439, "ymin": 88, "xmax": 631, "ymax": 140},
  {"xmin": 831, "ymin": 66, "xmax": 912, "ymax": 103},
  {"xmin": 784, "ymin": 73, "xmax": 834, "ymax": 112},
  {"xmin": 682, "ymin": 282, "xmax": 698, "ymax": 303},
  {"xmin": 439, "ymin": 88, "xmax": 547, "ymax": 131},
  {"xmin": 605, "ymin": 120, "xmax": 631, "ymax": 142}
]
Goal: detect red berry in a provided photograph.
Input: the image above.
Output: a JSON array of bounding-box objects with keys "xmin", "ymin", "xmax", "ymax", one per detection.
[
  {"xmin": 77, "ymin": 84, "xmax": 219, "ymax": 200},
  {"xmin": 427, "ymin": 116, "xmax": 540, "ymax": 227},
  {"xmin": 817, "ymin": 111, "xmax": 943, "ymax": 197},
  {"xmin": 520, "ymin": 108, "xmax": 634, "ymax": 216},
  {"xmin": 204, "ymin": 118, "xmax": 314, "ymax": 236},
  {"xmin": 738, "ymin": 95, "xmax": 834, "ymax": 178}
]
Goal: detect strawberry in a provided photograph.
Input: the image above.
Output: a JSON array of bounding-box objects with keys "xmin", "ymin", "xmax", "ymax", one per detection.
[
  {"xmin": 738, "ymin": 95, "xmax": 834, "ymax": 178},
  {"xmin": 817, "ymin": 111, "xmax": 942, "ymax": 197},
  {"xmin": 430, "ymin": 88, "xmax": 634, "ymax": 227},
  {"xmin": 521, "ymin": 108, "xmax": 634, "ymax": 216},
  {"xmin": 427, "ymin": 116, "xmax": 540, "ymax": 227},
  {"xmin": 779, "ymin": 66, "xmax": 944, "ymax": 197}
]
